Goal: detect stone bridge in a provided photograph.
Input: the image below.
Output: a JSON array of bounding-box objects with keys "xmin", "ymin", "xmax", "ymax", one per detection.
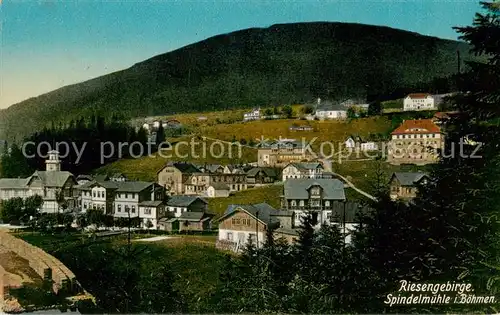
[{"xmin": 0, "ymin": 231, "xmax": 82, "ymax": 300}]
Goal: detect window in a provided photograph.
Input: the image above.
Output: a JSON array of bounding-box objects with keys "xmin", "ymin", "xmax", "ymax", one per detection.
[
  {"xmin": 299, "ymin": 200, "xmax": 304, "ymax": 207},
  {"xmin": 132, "ymin": 206, "xmax": 136, "ymax": 213},
  {"xmin": 249, "ymin": 233, "xmax": 257, "ymax": 244},
  {"xmin": 125, "ymin": 206, "xmax": 130, "ymax": 213},
  {"xmin": 325, "ymin": 201, "xmax": 330, "ymax": 207},
  {"xmin": 93, "ymin": 191, "xmax": 96, "ymax": 197},
  {"xmin": 125, "ymin": 193, "xmax": 129, "ymax": 199},
  {"xmin": 227, "ymin": 232, "xmax": 233, "ymax": 241},
  {"xmin": 117, "ymin": 205, "xmax": 121, "ymax": 212},
  {"xmin": 144, "ymin": 208, "xmax": 152, "ymax": 215}
]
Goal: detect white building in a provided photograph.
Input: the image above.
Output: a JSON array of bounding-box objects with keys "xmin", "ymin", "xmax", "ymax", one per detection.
[
  {"xmin": 78, "ymin": 180, "xmax": 165, "ymax": 228},
  {"xmin": 360, "ymin": 142, "xmax": 378, "ymax": 151},
  {"xmin": 206, "ymin": 183, "xmax": 230, "ymax": 198},
  {"xmin": 282, "ymin": 162, "xmax": 324, "ymax": 181},
  {"xmin": 314, "ymin": 99, "xmax": 348, "ymax": 120},
  {"xmin": 139, "ymin": 201, "xmax": 165, "ymax": 229},
  {"xmin": 243, "ymin": 108, "xmax": 261, "ymax": 121},
  {"xmin": 0, "ymin": 151, "xmax": 78, "ymax": 214},
  {"xmin": 165, "ymin": 195, "xmax": 208, "ymax": 218},
  {"xmin": 403, "ymin": 93, "xmax": 435, "ymax": 111}
]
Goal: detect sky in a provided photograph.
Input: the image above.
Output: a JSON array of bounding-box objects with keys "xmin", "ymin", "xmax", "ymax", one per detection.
[{"xmin": 0, "ymin": 0, "xmax": 482, "ymax": 109}]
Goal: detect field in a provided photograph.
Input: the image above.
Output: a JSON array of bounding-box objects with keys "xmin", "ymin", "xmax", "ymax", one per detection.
[
  {"xmin": 97, "ymin": 115, "xmax": 394, "ymax": 181},
  {"xmin": 16, "ymin": 232, "xmax": 228, "ymax": 312},
  {"xmin": 207, "ymin": 185, "xmax": 283, "ymax": 217}
]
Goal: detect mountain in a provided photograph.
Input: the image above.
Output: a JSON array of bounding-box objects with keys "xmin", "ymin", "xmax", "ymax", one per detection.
[{"xmin": 0, "ymin": 22, "xmax": 472, "ymax": 142}]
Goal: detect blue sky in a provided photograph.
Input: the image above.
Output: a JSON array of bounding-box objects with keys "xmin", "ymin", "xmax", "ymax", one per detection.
[{"xmin": 0, "ymin": 0, "xmax": 481, "ymax": 109}]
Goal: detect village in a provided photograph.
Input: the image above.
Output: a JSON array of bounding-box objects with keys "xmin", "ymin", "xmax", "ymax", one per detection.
[{"xmin": 0, "ymin": 93, "xmax": 454, "ymax": 253}]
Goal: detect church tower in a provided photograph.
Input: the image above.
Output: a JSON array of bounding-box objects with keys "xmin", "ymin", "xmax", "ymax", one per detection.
[{"xmin": 45, "ymin": 150, "xmax": 61, "ymax": 171}]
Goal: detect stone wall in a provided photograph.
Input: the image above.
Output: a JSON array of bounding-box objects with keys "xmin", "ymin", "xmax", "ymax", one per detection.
[{"xmin": 0, "ymin": 232, "xmax": 79, "ymax": 294}]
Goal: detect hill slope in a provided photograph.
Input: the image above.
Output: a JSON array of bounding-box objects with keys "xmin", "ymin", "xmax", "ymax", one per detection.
[{"xmin": 0, "ymin": 22, "xmax": 471, "ymax": 141}]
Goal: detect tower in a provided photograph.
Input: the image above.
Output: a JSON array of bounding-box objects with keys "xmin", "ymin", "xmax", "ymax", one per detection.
[{"xmin": 45, "ymin": 150, "xmax": 61, "ymax": 171}]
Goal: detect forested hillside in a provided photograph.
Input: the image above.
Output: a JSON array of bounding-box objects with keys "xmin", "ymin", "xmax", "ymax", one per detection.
[{"xmin": 0, "ymin": 22, "xmax": 472, "ymax": 142}]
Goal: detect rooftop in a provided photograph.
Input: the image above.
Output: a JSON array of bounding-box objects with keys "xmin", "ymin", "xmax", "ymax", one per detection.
[
  {"xmin": 283, "ymin": 178, "xmax": 345, "ymax": 200},
  {"xmin": 391, "ymin": 119, "xmax": 441, "ymax": 135},
  {"xmin": 391, "ymin": 172, "xmax": 429, "ymax": 186}
]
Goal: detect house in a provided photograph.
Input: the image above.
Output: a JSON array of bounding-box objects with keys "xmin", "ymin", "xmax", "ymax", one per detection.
[
  {"xmin": 282, "ymin": 162, "xmax": 324, "ymax": 181},
  {"xmin": 281, "ymin": 178, "xmax": 346, "ymax": 227},
  {"xmin": 206, "ymin": 183, "xmax": 230, "ymax": 198},
  {"xmin": 246, "ymin": 167, "xmax": 279, "ymax": 186},
  {"xmin": 77, "ymin": 180, "xmax": 165, "ymax": 217},
  {"xmin": 344, "ymin": 135, "xmax": 363, "ymax": 149},
  {"xmin": 403, "ymin": 93, "xmax": 435, "ymax": 111},
  {"xmin": 159, "ymin": 211, "xmax": 213, "ymax": 232},
  {"xmin": 360, "ymin": 142, "xmax": 378, "ymax": 151},
  {"xmin": 388, "ymin": 119, "xmax": 444, "ymax": 165},
  {"xmin": 0, "ymin": 151, "xmax": 78, "ymax": 214},
  {"xmin": 215, "ymin": 203, "xmax": 281, "ymax": 251},
  {"xmin": 196, "ymin": 164, "xmax": 224, "ymax": 174},
  {"xmin": 432, "ymin": 111, "xmax": 460, "ymax": 125},
  {"xmin": 165, "ymin": 119, "xmax": 182, "ymax": 129},
  {"xmin": 76, "ymin": 175, "xmax": 93, "ymax": 186},
  {"xmin": 327, "ymin": 201, "xmax": 372, "ymax": 244},
  {"xmin": 314, "ymin": 99, "xmax": 348, "ymax": 120},
  {"xmin": 110, "ymin": 173, "xmax": 127, "ymax": 182},
  {"xmin": 389, "ymin": 172, "xmax": 430, "ymax": 200},
  {"xmin": 184, "ymin": 172, "xmax": 247, "ymax": 195},
  {"xmin": 139, "ymin": 200, "xmax": 165, "ymax": 229},
  {"xmin": 345, "ymin": 135, "xmax": 378, "ymax": 151},
  {"xmin": 257, "ymin": 139, "xmax": 314, "ymax": 167},
  {"xmin": 157, "ymin": 162, "xmax": 201, "ymax": 195},
  {"xmin": 165, "ymin": 195, "xmax": 208, "ymax": 218},
  {"xmin": 243, "ymin": 108, "xmax": 261, "ymax": 121},
  {"xmin": 223, "ymin": 165, "xmax": 244, "ymax": 174}
]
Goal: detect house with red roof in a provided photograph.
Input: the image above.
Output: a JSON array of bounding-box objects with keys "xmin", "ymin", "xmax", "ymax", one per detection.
[
  {"xmin": 403, "ymin": 93, "xmax": 435, "ymax": 111},
  {"xmin": 388, "ymin": 119, "xmax": 443, "ymax": 165}
]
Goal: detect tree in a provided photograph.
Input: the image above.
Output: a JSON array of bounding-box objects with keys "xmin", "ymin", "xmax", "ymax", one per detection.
[
  {"xmin": 281, "ymin": 105, "xmax": 293, "ymax": 118},
  {"xmin": 367, "ymin": 101, "xmax": 382, "ymax": 116},
  {"xmin": 156, "ymin": 121, "xmax": 165, "ymax": 145},
  {"xmin": 1, "ymin": 143, "xmax": 33, "ymax": 178},
  {"xmin": 346, "ymin": 107, "xmax": 357, "ymax": 119},
  {"xmin": 300, "ymin": 105, "xmax": 314, "ymax": 115},
  {"xmin": 264, "ymin": 108, "xmax": 273, "ymax": 116},
  {"xmin": 0, "ymin": 198, "xmax": 24, "ymax": 223},
  {"xmin": 355, "ymin": 3, "xmax": 500, "ymax": 312}
]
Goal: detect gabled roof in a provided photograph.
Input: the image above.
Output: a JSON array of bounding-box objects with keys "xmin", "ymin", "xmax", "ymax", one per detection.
[
  {"xmin": 390, "ymin": 172, "xmax": 429, "ymax": 186},
  {"xmin": 217, "ymin": 202, "xmax": 280, "ymax": 226},
  {"xmin": 283, "ymin": 179, "xmax": 345, "ymax": 200},
  {"xmin": 0, "ymin": 178, "xmax": 29, "ymax": 189},
  {"xmin": 166, "ymin": 195, "xmax": 207, "ymax": 207},
  {"xmin": 76, "ymin": 174, "xmax": 93, "ymax": 181},
  {"xmin": 316, "ymin": 100, "xmax": 346, "ymax": 111},
  {"xmin": 76, "ymin": 180, "xmax": 118, "ymax": 190},
  {"xmin": 391, "ymin": 119, "xmax": 441, "ymax": 135},
  {"xmin": 407, "ymin": 93, "xmax": 432, "ymax": 99},
  {"xmin": 116, "ymin": 181, "xmax": 154, "ymax": 192},
  {"xmin": 328, "ymin": 201, "xmax": 372, "ymax": 223},
  {"xmin": 157, "ymin": 162, "xmax": 200, "ymax": 174},
  {"xmin": 285, "ymin": 162, "xmax": 323, "ymax": 171},
  {"xmin": 93, "ymin": 174, "xmax": 110, "ymax": 181},
  {"xmin": 178, "ymin": 211, "xmax": 212, "ymax": 221},
  {"xmin": 28, "ymin": 171, "xmax": 75, "ymax": 188},
  {"xmin": 139, "ymin": 200, "xmax": 163, "ymax": 207},
  {"xmin": 246, "ymin": 167, "xmax": 278, "ymax": 178},
  {"xmin": 346, "ymin": 134, "xmax": 364, "ymax": 142}
]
